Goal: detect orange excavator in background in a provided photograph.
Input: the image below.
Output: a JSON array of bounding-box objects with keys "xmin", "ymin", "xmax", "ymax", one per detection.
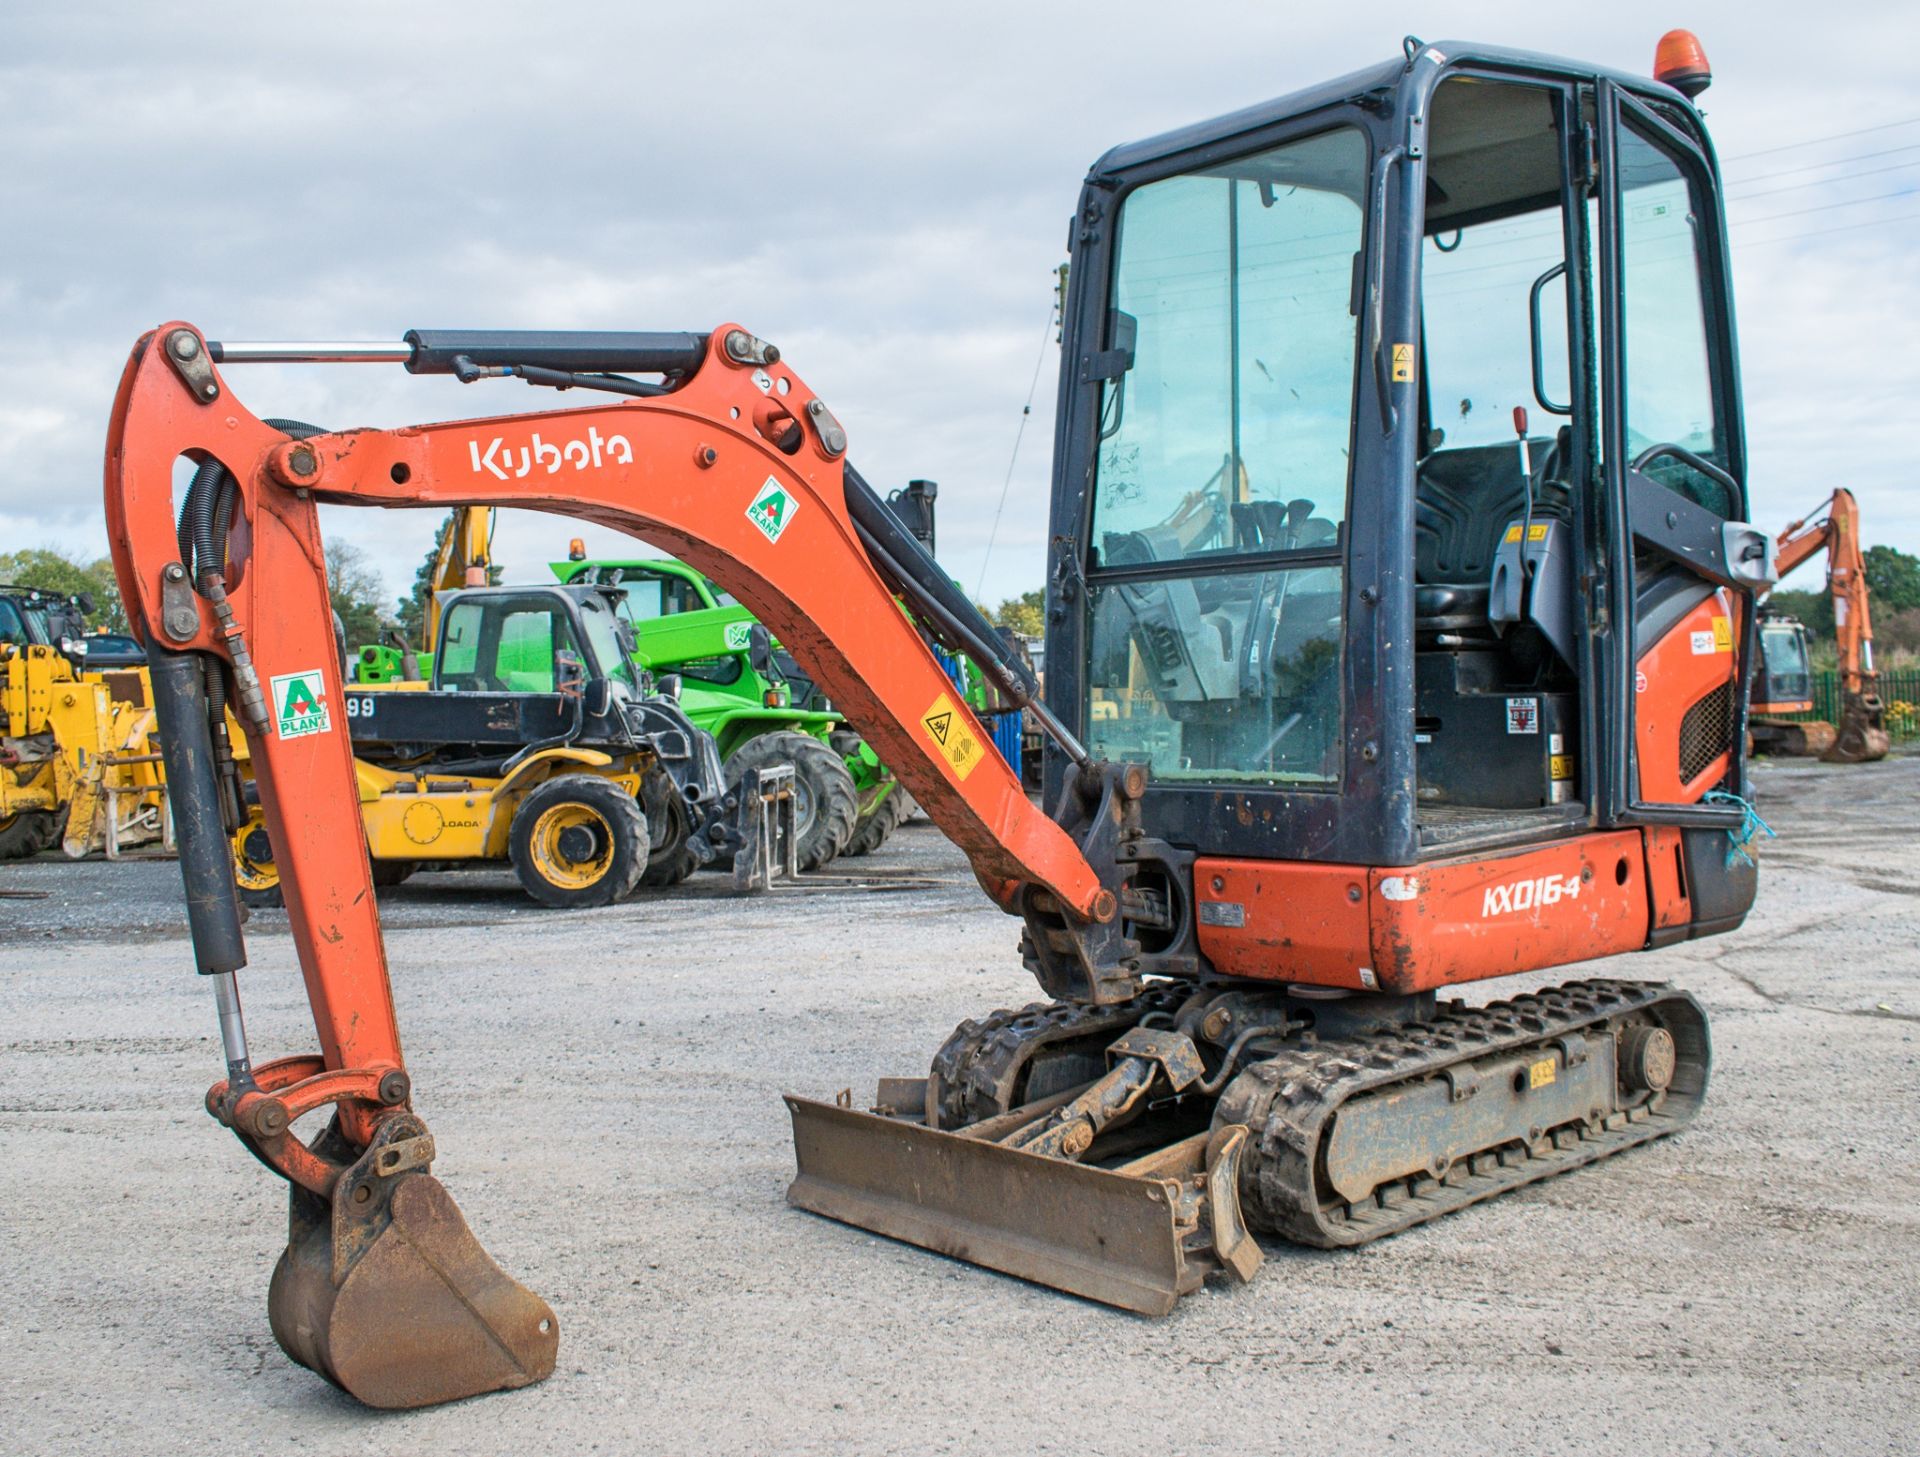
[
  {"xmin": 107, "ymin": 32, "xmax": 1778, "ymax": 1411},
  {"xmin": 1750, "ymin": 488, "xmax": 1890, "ymax": 762}
]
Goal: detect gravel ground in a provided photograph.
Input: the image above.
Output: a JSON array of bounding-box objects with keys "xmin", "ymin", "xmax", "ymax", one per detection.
[{"xmin": 2, "ymin": 757, "xmax": 1916, "ymax": 1455}]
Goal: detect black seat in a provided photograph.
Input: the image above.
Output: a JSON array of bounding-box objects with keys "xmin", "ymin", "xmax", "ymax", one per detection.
[{"xmin": 1414, "ymin": 433, "xmax": 1570, "ymax": 635}]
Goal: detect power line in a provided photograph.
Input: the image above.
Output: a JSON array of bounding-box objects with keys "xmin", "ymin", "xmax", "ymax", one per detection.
[
  {"xmin": 1734, "ymin": 207, "xmax": 1920, "ymax": 250},
  {"xmin": 1727, "ymin": 140, "xmax": 1920, "ymax": 186},
  {"xmin": 1722, "ymin": 114, "xmax": 1920, "ymax": 163},
  {"xmin": 974, "ymin": 297, "xmax": 1058, "ymax": 601},
  {"xmin": 1732, "ymin": 183, "xmax": 1920, "ymax": 227},
  {"xmin": 1729, "ymin": 157, "xmax": 1920, "ymax": 202}
]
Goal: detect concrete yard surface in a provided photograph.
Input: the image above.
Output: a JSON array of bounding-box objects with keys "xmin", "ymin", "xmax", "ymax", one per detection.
[{"xmin": 2, "ymin": 757, "xmax": 1916, "ymax": 1455}]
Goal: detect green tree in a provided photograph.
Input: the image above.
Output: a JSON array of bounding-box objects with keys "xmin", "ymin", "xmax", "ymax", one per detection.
[
  {"xmin": 984, "ymin": 589, "xmax": 1045, "ymax": 639},
  {"xmin": 328, "ymin": 540, "xmax": 391, "ymax": 649},
  {"xmin": 1765, "ymin": 587, "xmax": 1832, "ymax": 639},
  {"xmin": 1864, "ymin": 544, "xmax": 1920, "ymax": 615},
  {"xmin": 0, "ymin": 547, "xmax": 128, "ymax": 633},
  {"xmin": 394, "ymin": 514, "xmax": 454, "ymax": 643}
]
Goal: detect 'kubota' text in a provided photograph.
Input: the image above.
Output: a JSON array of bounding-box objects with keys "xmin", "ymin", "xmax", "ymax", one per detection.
[{"xmin": 468, "ymin": 428, "xmax": 633, "ymax": 481}]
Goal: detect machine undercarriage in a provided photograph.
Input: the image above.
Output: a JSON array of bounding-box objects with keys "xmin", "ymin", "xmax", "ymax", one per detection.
[{"xmin": 790, "ymin": 976, "xmax": 1705, "ymax": 1312}]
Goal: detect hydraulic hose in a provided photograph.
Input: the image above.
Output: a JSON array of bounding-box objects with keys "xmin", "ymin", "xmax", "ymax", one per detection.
[{"xmin": 843, "ymin": 463, "xmax": 1087, "ymax": 765}]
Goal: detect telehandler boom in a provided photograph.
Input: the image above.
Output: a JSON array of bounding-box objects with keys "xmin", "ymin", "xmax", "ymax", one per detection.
[{"xmin": 107, "ymin": 31, "xmax": 1775, "ymax": 1411}]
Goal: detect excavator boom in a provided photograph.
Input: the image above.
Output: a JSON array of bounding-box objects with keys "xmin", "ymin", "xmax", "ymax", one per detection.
[{"xmin": 104, "ymin": 320, "xmax": 1129, "ymax": 1407}]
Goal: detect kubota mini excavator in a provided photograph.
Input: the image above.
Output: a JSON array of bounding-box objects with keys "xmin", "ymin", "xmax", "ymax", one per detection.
[
  {"xmin": 1751, "ymin": 488, "xmax": 1890, "ymax": 762},
  {"xmin": 107, "ymin": 32, "xmax": 1776, "ymax": 1410}
]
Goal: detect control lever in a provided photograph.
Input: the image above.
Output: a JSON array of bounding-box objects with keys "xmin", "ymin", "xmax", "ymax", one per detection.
[{"xmin": 1513, "ymin": 405, "xmax": 1537, "ymax": 612}]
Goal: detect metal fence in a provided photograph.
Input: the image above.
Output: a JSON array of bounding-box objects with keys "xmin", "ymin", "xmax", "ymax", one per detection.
[{"xmin": 1772, "ymin": 669, "xmax": 1920, "ymax": 743}]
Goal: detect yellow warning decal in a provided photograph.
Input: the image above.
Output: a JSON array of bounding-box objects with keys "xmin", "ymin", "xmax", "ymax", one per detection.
[
  {"xmin": 1504, "ymin": 523, "xmax": 1551, "ymax": 544},
  {"xmin": 1549, "ymin": 754, "xmax": 1573, "ymax": 781},
  {"xmin": 1529, "ymin": 1058, "xmax": 1556, "ymax": 1090},
  {"xmin": 1711, "ymin": 615, "xmax": 1732, "ymax": 651},
  {"xmin": 921, "ymin": 692, "xmax": 984, "ymax": 781},
  {"xmin": 1390, "ymin": 343, "xmax": 1414, "ymax": 383}
]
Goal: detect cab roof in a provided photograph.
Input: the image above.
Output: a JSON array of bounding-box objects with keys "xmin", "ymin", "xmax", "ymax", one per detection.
[{"xmin": 1088, "ymin": 39, "xmax": 1694, "ymax": 180}]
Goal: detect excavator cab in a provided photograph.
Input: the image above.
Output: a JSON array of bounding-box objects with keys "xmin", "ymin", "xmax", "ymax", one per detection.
[
  {"xmin": 1052, "ymin": 39, "xmax": 1774, "ymax": 901},
  {"xmin": 1754, "ymin": 613, "xmax": 1816, "ymax": 717}
]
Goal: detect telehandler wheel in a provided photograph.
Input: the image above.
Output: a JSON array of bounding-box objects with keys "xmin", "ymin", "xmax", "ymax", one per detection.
[
  {"xmin": 726, "ymin": 730, "xmax": 856, "ymax": 872},
  {"xmin": 232, "ymin": 819, "xmax": 285, "ymax": 908},
  {"xmin": 0, "ymin": 811, "xmax": 57, "ymax": 860},
  {"xmin": 842, "ymin": 785, "xmax": 903, "ymax": 858},
  {"xmin": 831, "ymin": 729, "xmax": 899, "ymax": 859},
  {"xmin": 509, "ymin": 774, "xmax": 650, "ymax": 908},
  {"xmin": 638, "ymin": 769, "xmax": 698, "ymax": 887}
]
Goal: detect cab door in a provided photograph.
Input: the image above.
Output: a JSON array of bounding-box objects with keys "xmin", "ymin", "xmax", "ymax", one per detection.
[{"xmin": 1593, "ymin": 83, "xmax": 1768, "ymax": 822}]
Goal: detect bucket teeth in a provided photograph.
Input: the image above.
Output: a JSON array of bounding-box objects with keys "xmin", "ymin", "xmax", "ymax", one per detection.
[{"xmin": 266, "ymin": 1116, "xmax": 557, "ymax": 1410}]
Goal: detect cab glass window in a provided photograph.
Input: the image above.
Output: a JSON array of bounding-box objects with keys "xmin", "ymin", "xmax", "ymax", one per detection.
[
  {"xmin": 1090, "ymin": 126, "xmax": 1367, "ymax": 566},
  {"xmin": 578, "ymin": 594, "xmax": 638, "ymax": 689},
  {"xmin": 1087, "ymin": 565, "xmax": 1344, "ymax": 784},
  {"xmin": 1618, "ymin": 119, "xmax": 1729, "ymax": 516},
  {"xmin": 617, "ymin": 572, "xmax": 709, "ymax": 619},
  {"xmin": 436, "ymin": 597, "xmax": 582, "ymax": 694}
]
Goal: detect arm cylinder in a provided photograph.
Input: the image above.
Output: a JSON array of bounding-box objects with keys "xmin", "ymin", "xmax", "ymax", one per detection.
[
  {"xmin": 146, "ymin": 646, "xmax": 248, "ymax": 977},
  {"xmin": 402, "ymin": 329, "xmax": 709, "ymax": 377}
]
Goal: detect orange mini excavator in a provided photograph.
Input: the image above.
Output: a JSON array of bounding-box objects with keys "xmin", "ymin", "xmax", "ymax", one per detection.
[
  {"xmin": 108, "ymin": 33, "xmax": 1777, "ymax": 1410},
  {"xmin": 1751, "ymin": 488, "xmax": 1890, "ymax": 761}
]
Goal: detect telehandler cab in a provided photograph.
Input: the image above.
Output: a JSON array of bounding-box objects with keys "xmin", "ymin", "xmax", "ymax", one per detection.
[
  {"xmin": 229, "ymin": 579, "xmax": 792, "ymax": 906},
  {"xmin": 107, "ymin": 31, "xmax": 1774, "ymax": 1410}
]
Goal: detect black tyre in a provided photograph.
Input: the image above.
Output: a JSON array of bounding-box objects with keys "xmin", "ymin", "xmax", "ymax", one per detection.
[
  {"xmin": 830, "ymin": 728, "xmax": 896, "ymax": 860},
  {"xmin": 726, "ymin": 730, "xmax": 856, "ymax": 872},
  {"xmin": 0, "ymin": 811, "xmax": 56, "ymax": 861},
  {"xmin": 841, "ymin": 785, "xmax": 903, "ymax": 858},
  {"xmin": 508, "ymin": 773, "xmax": 650, "ymax": 908},
  {"xmin": 232, "ymin": 816, "xmax": 408, "ymax": 906},
  {"xmin": 232, "ymin": 818, "xmax": 285, "ymax": 907},
  {"xmin": 638, "ymin": 768, "xmax": 699, "ymax": 887}
]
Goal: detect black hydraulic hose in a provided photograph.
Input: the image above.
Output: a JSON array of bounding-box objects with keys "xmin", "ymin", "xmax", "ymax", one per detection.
[
  {"xmin": 844, "ymin": 463, "xmax": 1037, "ymax": 698},
  {"xmin": 147, "ymin": 648, "xmax": 248, "ymax": 977},
  {"xmin": 849, "ymin": 506, "xmax": 1088, "ymax": 767}
]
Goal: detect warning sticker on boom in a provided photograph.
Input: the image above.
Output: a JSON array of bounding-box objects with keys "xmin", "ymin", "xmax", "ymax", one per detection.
[
  {"xmin": 271, "ymin": 669, "xmax": 332, "ymax": 740},
  {"xmin": 921, "ymin": 692, "xmax": 984, "ymax": 781}
]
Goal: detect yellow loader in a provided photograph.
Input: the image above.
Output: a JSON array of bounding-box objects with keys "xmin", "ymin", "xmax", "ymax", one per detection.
[{"xmin": 0, "ymin": 643, "xmax": 170, "ymax": 858}]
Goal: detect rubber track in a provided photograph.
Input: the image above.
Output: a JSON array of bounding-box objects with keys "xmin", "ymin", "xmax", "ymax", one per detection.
[
  {"xmin": 928, "ymin": 984, "xmax": 1191, "ymax": 1129},
  {"xmin": 1215, "ymin": 978, "xmax": 1710, "ymax": 1248}
]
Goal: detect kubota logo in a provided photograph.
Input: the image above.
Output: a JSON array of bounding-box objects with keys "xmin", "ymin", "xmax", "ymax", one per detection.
[
  {"xmin": 467, "ymin": 427, "xmax": 634, "ymax": 480},
  {"xmin": 1482, "ymin": 873, "xmax": 1582, "ymax": 917}
]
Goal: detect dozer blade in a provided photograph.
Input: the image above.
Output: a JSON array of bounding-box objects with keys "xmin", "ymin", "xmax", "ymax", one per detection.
[
  {"xmin": 267, "ymin": 1117, "xmax": 557, "ymax": 1409},
  {"xmin": 785, "ymin": 1095, "xmax": 1254, "ymax": 1316}
]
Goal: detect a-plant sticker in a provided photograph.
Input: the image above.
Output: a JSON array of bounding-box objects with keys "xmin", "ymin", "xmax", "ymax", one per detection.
[
  {"xmin": 271, "ymin": 669, "xmax": 332, "ymax": 740},
  {"xmin": 746, "ymin": 477, "xmax": 798, "ymax": 544}
]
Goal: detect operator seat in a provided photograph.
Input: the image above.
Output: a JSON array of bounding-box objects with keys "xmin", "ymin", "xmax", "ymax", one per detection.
[{"xmin": 1413, "ymin": 429, "xmax": 1571, "ymax": 638}]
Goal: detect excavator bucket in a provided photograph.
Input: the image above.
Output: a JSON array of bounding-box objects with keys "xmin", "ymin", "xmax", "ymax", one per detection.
[
  {"xmin": 266, "ymin": 1117, "xmax": 557, "ymax": 1409},
  {"xmin": 785, "ymin": 1091, "xmax": 1260, "ymax": 1316}
]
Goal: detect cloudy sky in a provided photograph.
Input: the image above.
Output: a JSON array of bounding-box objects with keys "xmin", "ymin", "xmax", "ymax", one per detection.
[{"xmin": 3, "ymin": 2, "xmax": 1915, "ymax": 613}]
